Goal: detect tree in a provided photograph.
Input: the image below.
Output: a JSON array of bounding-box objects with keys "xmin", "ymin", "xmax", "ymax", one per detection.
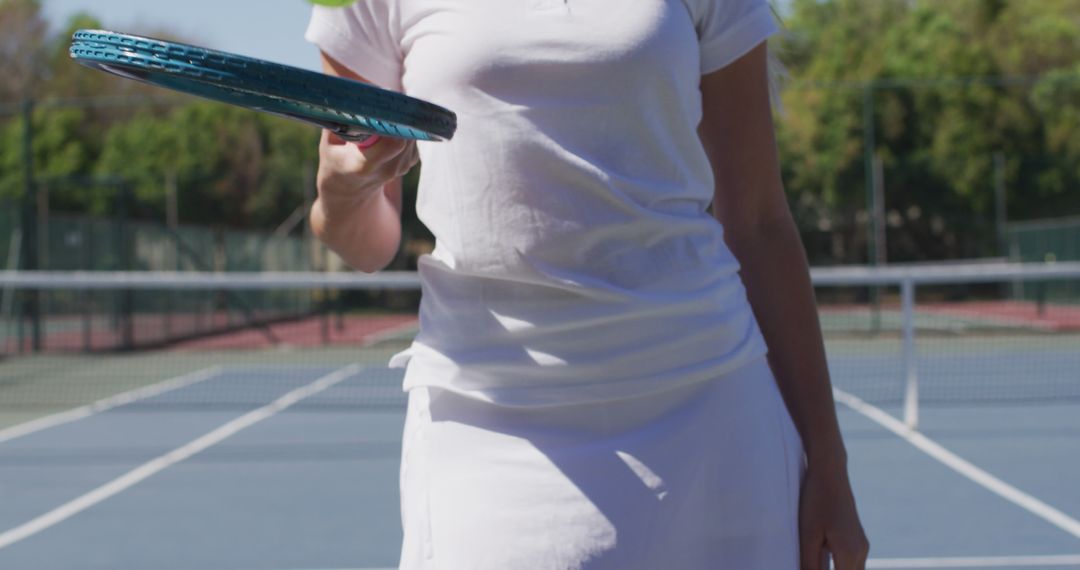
[
  {"xmin": 775, "ymin": 0, "xmax": 1080, "ymax": 262},
  {"xmin": 0, "ymin": 0, "xmax": 47, "ymax": 102},
  {"xmin": 0, "ymin": 107, "xmax": 92, "ymax": 203},
  {"xmin": 96, "ymin": 102, "xmax": 319, "ymax": 228}
]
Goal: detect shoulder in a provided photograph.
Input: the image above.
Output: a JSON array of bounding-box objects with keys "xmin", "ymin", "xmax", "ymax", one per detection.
[
  {"xmin": 680, "ymin": 0, "xmax": 778, "ymax": 74},
  {"xmin": 306, "ymin": 1, "xmax": 405, "ymax": 89}
]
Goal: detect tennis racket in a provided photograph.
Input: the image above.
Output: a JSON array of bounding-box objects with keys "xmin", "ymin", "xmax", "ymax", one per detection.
[{"xmin": 69, "ymin": 29, "xmax": 456, "ymax": 142}]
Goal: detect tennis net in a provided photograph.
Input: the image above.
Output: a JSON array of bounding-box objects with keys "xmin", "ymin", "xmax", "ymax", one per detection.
[
  {"xmin": 0, "ymin": 263, "xmax": 1077, "ymax": 426},
  {"xmin": 812, "ymin": 262, "xmax": 1080, "ymax": 427}
]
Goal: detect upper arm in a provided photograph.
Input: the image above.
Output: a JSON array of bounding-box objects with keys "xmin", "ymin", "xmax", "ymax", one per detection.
[
  {"xmin": 320, "ymin": 50, "xmax": 370, "ymax": 83},
  {"xmin": 698, "ymin": 42, "xmax": 788, "ymax": 235}
]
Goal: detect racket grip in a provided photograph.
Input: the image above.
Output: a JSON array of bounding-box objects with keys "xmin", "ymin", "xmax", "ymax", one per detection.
[{"xmin": 355, "ymin": 136, "xmax": 381, "ymax": 150}]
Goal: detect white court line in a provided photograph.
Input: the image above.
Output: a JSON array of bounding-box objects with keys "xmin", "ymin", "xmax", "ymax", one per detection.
[
  {"xmin": 0, "ymin": 366, "xmax": 223, "ymax": 444},
  {"xmin": 866, "ymin": 553, "xmax": 1080, "ymax": 568},
  {"xmin": 834, "ymin": 389, "xmax": 1080, "ymax": 540},
  {"xmin": 0, "ymin": 314, "xmax": 411, "ymax": 444},
  {"xmin": 0, "ymin": 364, "xmax": 362, "ymax": 550}
]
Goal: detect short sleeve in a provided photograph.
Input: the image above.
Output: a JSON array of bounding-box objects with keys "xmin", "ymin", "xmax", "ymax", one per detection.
[
  {"xmin": 305, "ymin": 3, "xmax": 403, "ymax": 91},
  {"xmin": 687, "ymin": 0, "xmax": 778, "ymax": 75}
]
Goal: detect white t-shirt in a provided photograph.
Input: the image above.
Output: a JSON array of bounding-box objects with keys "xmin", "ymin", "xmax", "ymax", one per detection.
[{"xmin": 306, "ymin": 0, "xmax": 777, "ymax": 406}]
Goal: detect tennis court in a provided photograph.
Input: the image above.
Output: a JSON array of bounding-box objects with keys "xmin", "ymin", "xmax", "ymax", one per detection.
[{"xmin": 0, "ymin": 266, "xmax": 1078, "ymax": 569}]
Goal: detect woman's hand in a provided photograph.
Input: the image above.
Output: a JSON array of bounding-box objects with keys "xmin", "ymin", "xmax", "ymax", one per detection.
[
  {"xmin": 799, "ymin": 464, "xmax": 870, "ymax": 570},
  {"xmin": 311, "ymin": 49, "xmax": 419, "ymax": 272},
  {"xmin": 315, "ymin": 131, "xmax": 417, "ymax": 211},
  {"xmin": 310, "ymin": 131, "xmax": 418, "ymax": 272}
]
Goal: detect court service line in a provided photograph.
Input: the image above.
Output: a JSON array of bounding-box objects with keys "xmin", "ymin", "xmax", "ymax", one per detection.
[
  {"xmin": 834, "ymin": 389, "xmax": 1080, "ymax": 540},
  {"xmin": 866, "ymin": 553, "xmax": 1080, "ymax": 568},
  {"xmin": 0, "ymin": 364, "xmax": 363, "ymax": 550},
  {"xmin": 0, "ymin": 366, "xmax": 223, "ymax": 444}
]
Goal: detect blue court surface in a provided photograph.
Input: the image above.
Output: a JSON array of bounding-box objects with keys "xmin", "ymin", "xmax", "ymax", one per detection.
[{"xmin": 0, "ymin": 344, "xmax": 1078, "ymax": 570}]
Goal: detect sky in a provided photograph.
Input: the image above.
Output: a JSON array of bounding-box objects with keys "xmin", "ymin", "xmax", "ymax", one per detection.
[{"xmin": 41, "ymin": 0, "xmax": 323, "ymax": 70}]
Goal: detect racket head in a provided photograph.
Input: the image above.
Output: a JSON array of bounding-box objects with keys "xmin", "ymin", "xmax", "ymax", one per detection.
[{"xmin": 69, "ymin": 30, "xmax": 456, "ymax": 142}]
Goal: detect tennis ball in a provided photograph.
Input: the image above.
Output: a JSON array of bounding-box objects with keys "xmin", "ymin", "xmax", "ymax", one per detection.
[{"xmin": 307, "ymin": 0, "xmax": 356, "ymax": 6}]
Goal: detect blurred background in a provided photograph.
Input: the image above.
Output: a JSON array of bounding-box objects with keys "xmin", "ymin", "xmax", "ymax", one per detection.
[
  {"xmin": 0, "ymin": 1, "xmax": 1078, "ymax": 569},
  {"xmin": 3, "ymin": 0, "xmax": 1078, "ymax": 274}
]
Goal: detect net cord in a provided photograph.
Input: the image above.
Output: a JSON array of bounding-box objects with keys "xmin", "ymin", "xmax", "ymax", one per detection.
[{"xmin": 1, "ymin": 262, "xmax": 1077, "ymax": 290}]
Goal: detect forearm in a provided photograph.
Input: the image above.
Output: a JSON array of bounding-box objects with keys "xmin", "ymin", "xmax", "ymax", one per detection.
[
  {"xmin": 310, "ymin": 180, "xmax": 403, "ymax": 273},
  {"xmin": 725, "ymin": 214, "xmax": 847, "ymax": 470}
]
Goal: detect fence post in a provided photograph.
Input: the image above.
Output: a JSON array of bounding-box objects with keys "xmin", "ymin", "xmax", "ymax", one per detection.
[
  {"xmin": 19, "ymin": 99, "xmax": 41, "ymax": 352},
  {"xmin": 115, "ymin": 181, "xmax": 135, "ymax": 349},
  {"xmin": 2, "ymin": 230, "xmax": 23, "ymax": 356},
  {"xmin": 871, "ymin": 153, "xmax": 888, "ymax": 332},
  {"xmin": 993, "ymin": 153, "xmax": 1008, "ymax": 257},
  {"xmin": 901, "ymin": 278, "xmax": 919, "ymax": 429},
  {"xmin": 83, "ymin": 218, "xmax": 94, "ymax": 350}
]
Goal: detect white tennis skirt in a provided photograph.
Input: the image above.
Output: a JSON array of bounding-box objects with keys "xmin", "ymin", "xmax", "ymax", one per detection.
[{"xmin": 397, "ymin": 357, "xmax": 805, "ymax": 570}]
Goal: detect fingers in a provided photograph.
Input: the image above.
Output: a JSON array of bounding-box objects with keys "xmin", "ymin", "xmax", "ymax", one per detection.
[
  {"xmin": 830, "ymin": 534, "xmax": 870, "ymax": 570},
  {"xmin": 317, "ymin": 130, "xmax": 417, "ymax": 196},
  {"xmin": 801, "ymin": 533, "xmax": 869, "ymax": 570},
  {"xmin": 320, "ymin": 129, "xmax": 411, "ymax": 169},
  {"xmin": 354, "ymin": 135, "xmax": 382, "ymax": 149},
  {"xmin": 324, "ymin": 131, "xmax": 349, "ymax": 146},
  {"xmin": 388, "ymin": 140, "xmax": 420, "ymax": 178},
  {"xmin": 802, "ymin": 529, "xmax": 870, "ymax": 570},
  {"xmin": 800, "ymin": 531, "xmax": 825, "ymax": 570}
]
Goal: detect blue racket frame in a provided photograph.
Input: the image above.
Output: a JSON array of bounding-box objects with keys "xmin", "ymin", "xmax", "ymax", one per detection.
[{"xmin": 70, "ymin": 30, "xmax": 456, "ymax": 142}]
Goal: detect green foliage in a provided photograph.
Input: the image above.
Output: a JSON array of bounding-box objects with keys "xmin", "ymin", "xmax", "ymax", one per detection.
[
  {"xmin": 96, "ymin": 103, "xmax": 319, "ymax": 227},
  {"xmin": 0, "ymin": 117, "xmax": 24, "ymax": 200},
  {"xmin": 776, "ymin": 0, "xmax": 1080, "ymax": 262},
  {"xmin": 0, "ymin": 1, "xmax": 324, "ymax": 237},
  {"xmin": 2, "ymin": 0, "xmax": 1078, "ymax": 265},
  {"xmin": 45, "ymin": 13, "xmax": 111, "ymax": 99},
  {"xmin": 0, "ymin": 107, "xmax": 92, "ymax": 202}
]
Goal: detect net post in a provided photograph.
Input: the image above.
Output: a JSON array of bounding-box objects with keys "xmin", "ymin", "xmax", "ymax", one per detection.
[{"xmin": 901, "ymin": 278, "xmax": 919, "ymax": 429}]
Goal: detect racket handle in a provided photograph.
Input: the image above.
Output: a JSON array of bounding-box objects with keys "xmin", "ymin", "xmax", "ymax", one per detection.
[{"xmin": 355, "ymin": 135, "xmax": 381, "ymax": 149}]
